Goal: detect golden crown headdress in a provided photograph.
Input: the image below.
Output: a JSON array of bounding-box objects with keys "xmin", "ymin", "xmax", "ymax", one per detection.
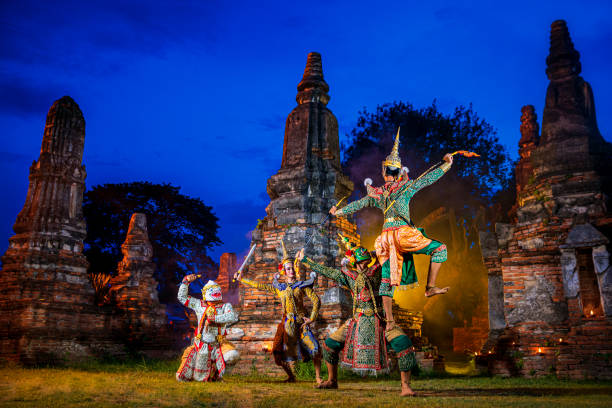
[
  {"xmin": 382, "ymin": 127, "xmax": 402, "ymax": 170},
  {"xmin": 278, "ymin": 238, "xmax": 300, "ymax": 276}
]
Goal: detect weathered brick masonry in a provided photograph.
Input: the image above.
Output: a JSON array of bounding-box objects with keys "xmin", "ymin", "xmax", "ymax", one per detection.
[
  {"xmin": 231, "ymin": 52, "xmax": 358, "ymax": 374},
  {"xmin": 479, "ymin": 21, "xmax": 612, "ymax": 379},
  {"xmin": 0, "ymin": 97, "xmax": 172, "ymax": 363}
]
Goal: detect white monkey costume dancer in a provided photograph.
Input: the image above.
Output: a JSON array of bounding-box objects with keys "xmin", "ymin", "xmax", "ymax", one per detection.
[{"xmin": 176, "ymin": 276, "xmax": 240, "ymax": 382}]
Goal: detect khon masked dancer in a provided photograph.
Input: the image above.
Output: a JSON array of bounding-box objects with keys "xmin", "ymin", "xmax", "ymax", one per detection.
[
  {"xmin": 234, "ymin": 241, "xmax": 322, "ymax": 383},
  {"xmin": 297, "ymin": 241, "xmax": 418, "ymax": 396},
  {"xmin": 330, "ymin": 128, "xmax": 454, "ymax": 333},
  {"xmin": 176, "ymin": 276, "xmax": 240, "ymax": 382}
]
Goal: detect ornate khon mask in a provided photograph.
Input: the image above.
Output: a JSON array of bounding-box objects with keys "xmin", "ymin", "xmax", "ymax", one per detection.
[{"xmin": 202, "ymin": 280, "xmax": 222, "ymax": 302}]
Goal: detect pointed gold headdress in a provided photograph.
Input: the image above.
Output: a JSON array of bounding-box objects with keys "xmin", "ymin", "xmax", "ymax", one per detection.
[
  {"xmin": 280, "ymin": 240, "xmax": 291, "ymax": 264},
  {"xmin": 278, "ymin": 238, "xmax": 299, "ymax": 277},
  {"xmin": 382, "ymin": 127, "xmax": 402, "ymax": 170}
]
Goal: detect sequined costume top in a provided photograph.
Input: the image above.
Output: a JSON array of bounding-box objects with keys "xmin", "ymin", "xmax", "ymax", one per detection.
[
  {"xmin": 336, "ymin": 163, "xmax": 451, "ymax": 230},
  {"xmin": 240, "ymin": 277, "xmax": 320, "ymax": 323},
  {"xmin": 177, "ymin": 281, "xmax": 238, "ymax": 347}
]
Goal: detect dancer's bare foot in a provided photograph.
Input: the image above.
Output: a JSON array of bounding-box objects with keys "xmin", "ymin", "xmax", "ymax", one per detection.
[
  {"xmin": 315, "ymin": 376, "xmax": 322, "ymax": 385},
  {"xmin": 400, "ymin": 383, "xmax": 416, "ymax": 397},
  {"xmin": 425, "ymin": 286, "xmax": 449, "ymax": 297},
  {"xmin": 315, "ymin": 380, "xmax": 338, "ymax": 389}
]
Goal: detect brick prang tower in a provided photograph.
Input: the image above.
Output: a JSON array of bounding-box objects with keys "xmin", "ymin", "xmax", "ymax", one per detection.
[
  {"xmin": 0, "ymin": 96, "xmax": 120, "ymax": 363},
  {"xmin": 233, "ymin": 52, "xmax": 359, "ymax": 374},
  {"xmin": 480, "ymin": 20, "xmax": 612, "ymax": 379}
]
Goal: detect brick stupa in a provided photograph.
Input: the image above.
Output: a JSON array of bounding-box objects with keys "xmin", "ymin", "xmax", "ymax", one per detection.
[
  {"xmin": 109, "ymin": 213, "xmax": 169, "ymax": 355},
  {"xmin": 480, "ymin": 21, "xmax": 612, "ymax": 379},
  {"xmin": 0, "ymin": 97, "xmax": 121, "ymax": 362},
  {"xmin": 232, "ymin": 52, "xmax": 359, "ymax": 374},
  {"xmin": 215, "ymin": 253, "xmax": 239, "ymax": 305}
]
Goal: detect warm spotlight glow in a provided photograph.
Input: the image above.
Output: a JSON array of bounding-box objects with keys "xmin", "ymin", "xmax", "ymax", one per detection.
[
  {"xmin": 559, "ymin": 338, "xmax": 562, "ymax": 343},
  {"xmin": 590, "ymin": 309, "xmax": 594, "ymax": 316},
  {"xmin": 261, "ymin": 341, "xmax": 273, "ymax": 352},
  {"xmin": 538, "ymin": 347, "xmax": 542, "ymax": 353}
]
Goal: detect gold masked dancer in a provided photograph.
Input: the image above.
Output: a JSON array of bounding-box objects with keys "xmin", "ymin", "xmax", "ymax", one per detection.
[
  {"xmin": 234, "ymin": 241, "xmax": 322, "ymax": 383},
  {"xmin": 330, "ymin": 128, "xmax": 454, "ymax": 332}
]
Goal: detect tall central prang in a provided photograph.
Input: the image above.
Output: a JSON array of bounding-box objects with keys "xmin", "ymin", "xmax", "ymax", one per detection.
[{"xmin": 234, "ymin": 52, "xmax": 359, "ymax": 374}]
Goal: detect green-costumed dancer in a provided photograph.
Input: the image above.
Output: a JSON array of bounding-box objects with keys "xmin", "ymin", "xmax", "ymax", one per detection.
[
  {"xmin": 297, "ymin": 241, "xmax": 418, "ymax": 397},
  {"xmin": 330, "ymin": 128, "xmax": 455, "ymax": 334}
]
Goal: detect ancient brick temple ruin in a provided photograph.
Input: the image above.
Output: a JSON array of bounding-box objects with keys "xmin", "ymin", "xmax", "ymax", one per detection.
[
  {"xmin": 108, "ymin": 213, "xmax": 169, "ymax": 355},
  {"xmin": 215, "ymin": 253, "xmax": 239, "ymax": 305},
  {"xmin": 0, "ymin": 97, "xmax": 171, "ymax": 363},
  {"xmin": 480, "ymin": 20, "xmax": 612, "ymax": 378},
  {"xmin": 232, "ymin": 52, "xmax": 359, "ymax": 373},
  {"xmin": 231, "ymin": 52, "xmax": 434, "ymax": 374}
]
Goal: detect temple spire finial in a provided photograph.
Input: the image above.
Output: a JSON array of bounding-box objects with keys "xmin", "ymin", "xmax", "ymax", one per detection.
[
  {"xmin": 296, "ymin": 52, "xmax": 330, "ymax": 105},
  {"xmin": 546, "ymin": 20, "xmax": 581, "ymax": 80}
]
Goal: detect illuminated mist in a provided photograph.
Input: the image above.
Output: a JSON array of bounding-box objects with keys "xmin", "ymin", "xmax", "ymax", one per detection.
[{"xmin": 344, "ymin": 133, "xmax": 489, "ymax": 353}]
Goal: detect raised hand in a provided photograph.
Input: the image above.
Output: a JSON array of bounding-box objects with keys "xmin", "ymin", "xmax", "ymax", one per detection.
[
  {"xmin": 443, "ymin": 153, "xmax": 453, "ymax": 165},
  {"xmin": 296, "ymin": 248, "xmax": 305, "ymax": 261},
  {"xmin": 184, "ymin": 274, "xmax": 198, "ymax": 283},
  {"xmin": 329, "ymin": 206, "xmax": 337, "ymax": 216}
]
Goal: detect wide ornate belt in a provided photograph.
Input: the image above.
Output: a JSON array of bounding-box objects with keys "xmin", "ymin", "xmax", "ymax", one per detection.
[{"xmin": 355, "ymin": 308, "xmax": 375, "ymax": 316}]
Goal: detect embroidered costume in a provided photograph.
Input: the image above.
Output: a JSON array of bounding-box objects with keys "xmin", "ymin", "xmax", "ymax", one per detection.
[
  {"xmin": 238, "ymin": 241, "xmax": 322, "ymax": 381},
  {"xmin": 335, "ymin": 129, "xmax": 451, "ymax": 294},
  {"xmin": 241, "ymin": 273, "xmax": 321, "ymax": 363},
  {"xmin": 176, "ymin": 279, "xmax": 239, "ymax": 382},
  {"xmin": 302, "ymin": 252, "xmax": 417, "ymax": 376}
]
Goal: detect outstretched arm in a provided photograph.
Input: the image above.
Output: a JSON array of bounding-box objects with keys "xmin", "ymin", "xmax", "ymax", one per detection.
[
  {"xmin": 239, "ymin": 277, "xmax": 279, "ymax": 296},
  {"xmin": 302, "ymin": 257, "xmax": 349, "ymax": 288},
  {"xmin": 334, "ymin": 195, "xmax": 376, "ymax": 217},
  {"xmin": 410, "ymin": 154, "xmax": 453, "ymax": 193}
]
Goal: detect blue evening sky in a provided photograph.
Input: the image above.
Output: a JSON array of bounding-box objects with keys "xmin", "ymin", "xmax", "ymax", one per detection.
[{"xmin": 1, "ymin": 1, "xmax": 611, "ymax": 263}]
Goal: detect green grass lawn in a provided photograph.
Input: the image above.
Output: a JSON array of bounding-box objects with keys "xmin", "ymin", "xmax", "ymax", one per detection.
[{"xmin": 1, "ymin": 359, "xmax": 611, "ymax": 408}]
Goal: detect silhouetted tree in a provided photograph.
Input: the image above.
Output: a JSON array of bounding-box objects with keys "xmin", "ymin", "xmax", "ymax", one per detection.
[
  {"xmin": 83, "ymin": 182, "xmax": 220, "ymax": 303},
  {"xmin": 343, "ymin": 101, "xmax": 513, "ymax": 227}
]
